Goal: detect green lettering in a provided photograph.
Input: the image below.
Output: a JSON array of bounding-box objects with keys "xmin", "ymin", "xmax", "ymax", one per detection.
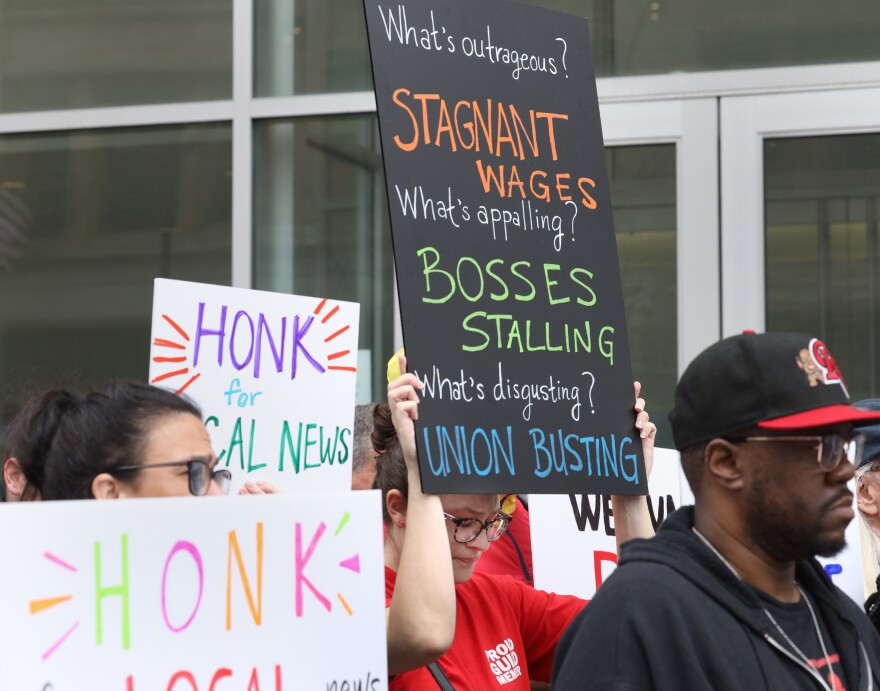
[
  {"xmin": 246, "ymin": 419, "xmax": 266, "ymax": 472},
  {"xmin": 485, "ymin": 259, "xmax": 509, "ymax": 301},
  {"xmin": 304, "ymin": 423, "xmax": 321, "ymax": 469},
  {"xmin": 462, "ymin": 311, "xmax": 491, "ymax": 352},
  {"xmin": 511, "ymin": 261, "xmax": 536, "ymax": 301},
  {"xmin": 95, "ymin": 535, "xmax": 130, "ymax": 650},
  {"xmin": 279, "ymin": 421, "xmax": 302, "ymax": 474},
  {"xmin": 456, "ymin": 257, "xmax": 485, "ymax": 302},
  {"xmin": 506, "ymin": 317, "xmax": 523, "ymax": 352},
  {"xmin": 228, "ymin": 417, "xmax": 245, "ymax": 470},
  {"xmin": 417, "ymin": 246, "xmax": 456, "ymax": 304},
  {"xmin": 570, "ymin": 268, "xmax": 597, "ymax": 307},
  {"xmin": 543, "ymin": 264, "xmax": 570, "ymax": 305},
  {"xmin": 525, "ymin": 320, "xmax": 546, "ymax": 352},
  {"xmin": 599, "ymin": 326, "xmax": 615, "ymax": 365}
]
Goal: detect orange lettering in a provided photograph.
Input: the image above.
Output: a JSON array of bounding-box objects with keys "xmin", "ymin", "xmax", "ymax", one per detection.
[
  {"xmin": 413, "ymin": 93, "xmax": 440, "ymax": 145},
  {"xmin": 392, "ymin": 88, "xmax": 418, "ymax": 152},
  {"xmin": 475, "ymin": 160, "xmax": 506, "ymax": 196},
  {"xmin": 535, "ymin": 112, "xmax": 568, "ymax": 161},
  {"xmin": 578, "ymin": 177, "xmax": 598, "ymax": 209},
  {"xmin": 226, "ymin": 523, "xmax": 264, "ymax": 630}
]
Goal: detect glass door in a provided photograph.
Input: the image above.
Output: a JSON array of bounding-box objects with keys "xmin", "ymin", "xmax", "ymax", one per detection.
[
  {"xmin": 598, "ymin": 98, "xmax": 719, "ymax": 445},
  {"xmin": 721, "ymin": 86, "xmax": 880, "ymax": 387}
]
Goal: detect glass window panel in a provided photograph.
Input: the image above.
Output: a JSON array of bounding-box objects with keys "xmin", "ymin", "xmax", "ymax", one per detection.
[
  {"xmin": 256, "ymin": 0, "xmax": 880, "ymax": 95},
  {"xmin": 253, "ymin": 114, "xmax": 393, "ymax": 404},
  {"xmin": 607, "ymin": 145, "xmax": 677, "ymax": 448},
  {"xmin": 525, "ymin": 0, "xmax": 880, "ymax": 76},
  {"xmin": 255, "ymin": 0, "xmax": 372, "ymax": 96},
  {"xmin": 766, "ymin": 134, "xmax": 880, "ymax": 400},
  {"xmin": 0, "ymin": 0, "xmax": 232, "ymax": 113},
  {"xmin": 0, "ymin": 124, "xmax": 232, "ymax": 432}
]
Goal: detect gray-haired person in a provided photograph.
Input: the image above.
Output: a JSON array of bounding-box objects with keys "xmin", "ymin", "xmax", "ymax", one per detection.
[{"xmin": 855, "ymin": 399, "xmax": 880, "ymax": 633}]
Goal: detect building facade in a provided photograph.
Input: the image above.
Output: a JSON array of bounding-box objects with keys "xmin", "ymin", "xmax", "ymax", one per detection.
[{"xmin": 1, "ymin": 0, "xmax": 879, "ymax": 447}]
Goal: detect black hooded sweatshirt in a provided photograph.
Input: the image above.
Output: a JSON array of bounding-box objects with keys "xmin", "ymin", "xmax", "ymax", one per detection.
[{"xmin": 552, "ymin": 507, "xmax": 880, "ymax": 690}]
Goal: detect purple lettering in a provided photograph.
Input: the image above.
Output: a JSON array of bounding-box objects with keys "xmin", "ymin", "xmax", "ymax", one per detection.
[
  {"xmin": 291, "ymin": 315, "xmax": 325, "ymax": 379},
  {"xmin": 194, "ymin": 303, "xmax": 228, "ymax": 367},
  {"xmin": 230, "ymin": 310, "xmax": 255, "ymax": 371},
  {"xmin": 255, "ymin": 314, "xmax": 286, "ymax": 379}
]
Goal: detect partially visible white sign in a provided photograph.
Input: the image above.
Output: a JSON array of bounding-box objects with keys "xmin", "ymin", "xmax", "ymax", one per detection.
[
  {"xmin": 530, "ymin": 448, "xmax": 682, "ymax": 599},
  {"xmin": 818, "ymin": 477, "xmax": 863, "ymax": 605},
  {"xmin": 149, "ymin": 279, "xmax": 360, "ymax": 493},
  {"xmin": 0, "ymin": 492, "xmax": 387, "ymax": 690}
]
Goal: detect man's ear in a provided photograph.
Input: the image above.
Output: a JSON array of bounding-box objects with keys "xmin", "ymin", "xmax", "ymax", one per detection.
[
  {"xmin": 386, "ymin": 489, "xmax": 408, "ymax": 529},
  {"xmin": 858, "ymin": 473, "xmax": 880, "ymax": 517},
  {"xmin": 91, "ymin": 473, "xmax": 127, "ymax": 500},
  {"xmin": 705, "ymin": 439, "xmax": 745, "ymax": 491},
  {"xmin": 3, "ymin": 457, "xmax": 25, "ymax": 498}
]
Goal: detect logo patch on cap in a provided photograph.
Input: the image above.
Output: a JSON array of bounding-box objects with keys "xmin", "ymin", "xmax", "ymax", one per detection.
[{"xmin": 795, "ymin": 338, "xmax": 849, "ymax": 398}]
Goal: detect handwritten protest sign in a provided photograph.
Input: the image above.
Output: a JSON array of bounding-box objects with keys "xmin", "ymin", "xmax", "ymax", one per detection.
[
  {"xmin": 0, "ymin": 493, "xmax": 387, "ymax": 691},
  {"xmin": 149, "ymin": 279, "xmax": 360, "ymax": 493},
  {"xmin": 532, "ymin": 452, "xmax": 866, "ymax": 604},
  {"xmin": 365, "ymin": 0, "xmax": 643, "ymax": 494},
  {"xmin": 529, "ymin": 448, "xmax": 681, "ymax": 598}
]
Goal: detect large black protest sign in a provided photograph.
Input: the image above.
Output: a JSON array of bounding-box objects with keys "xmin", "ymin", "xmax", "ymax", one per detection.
[{"xmin": 365, "ymin": 0, "xmax": 646, "ymax": 495}]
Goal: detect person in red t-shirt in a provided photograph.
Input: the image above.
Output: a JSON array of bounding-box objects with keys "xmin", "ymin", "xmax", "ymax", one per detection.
[
  {"xmin": 379, "ymin": 354, "xmax": 657, "ymax": 690},
  {"xmin": 475, "ymin": 495, "xmax": 534, "ymax": 584}
]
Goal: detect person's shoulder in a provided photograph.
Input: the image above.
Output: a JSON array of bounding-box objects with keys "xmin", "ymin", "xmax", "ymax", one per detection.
[
  {"xmin": 596, "ymin": 558, "xmax": 690, "ymax": 599},
  {"xmin": 573, "ymin": 559, "xmax": 705, "ymax": 636},
  {"xmin": 830, "ymin": 582, "xmax": 878, "ymax": 630},
  {"xmin": 829, "ymin": 584, "xmax": 880, "ymax": 661}
]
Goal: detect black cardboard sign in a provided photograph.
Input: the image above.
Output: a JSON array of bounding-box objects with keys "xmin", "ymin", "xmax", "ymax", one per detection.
[{"xmin": 365, "ymin": 0, "xmax": 646, "ymax": 495}]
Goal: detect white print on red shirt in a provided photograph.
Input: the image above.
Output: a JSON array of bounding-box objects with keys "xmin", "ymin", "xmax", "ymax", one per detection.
[{"xmin": 485, "ymin": 638, "xmax": 523, "ymax": 685}]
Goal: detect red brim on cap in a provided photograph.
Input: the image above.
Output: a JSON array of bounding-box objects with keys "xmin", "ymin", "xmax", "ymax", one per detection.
[{"xmin": 758, "ymin": 404, "xmax": 880, "ymax": 431}]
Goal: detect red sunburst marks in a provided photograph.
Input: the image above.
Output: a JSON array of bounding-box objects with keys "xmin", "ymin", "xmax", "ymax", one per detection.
[
  {"xmin": 313, "ymin": 299, "xmax": 357, "ymax": 374},
  {"xmin": 151, "ymin": 314, "xmax": 201, "ymax": 395}
]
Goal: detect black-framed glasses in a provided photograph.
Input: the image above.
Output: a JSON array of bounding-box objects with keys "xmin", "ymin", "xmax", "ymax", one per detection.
[
  {"xmin": 114, "ymin": 459, "xmax": 232, "ymax": 496},
  {"xmin": 730, "ymin": 433, "xmax": 865, "ymax": 471},
  {"xmin": 443, "ymin": 510, "xmax": 512, "ymax": 544}
]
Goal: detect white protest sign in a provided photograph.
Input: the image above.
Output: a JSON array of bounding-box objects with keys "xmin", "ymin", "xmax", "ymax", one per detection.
[
  {"xmin": 529, "ymin": 447, "xmax": 682, "ymax": 599},
  {"xmin": 818, "ymin": 477, "xmax": 864, "ymax": 604},
  {"xmin": 0, "ymin": 492, "xmax": 387, "ymax": 690},
  {"xmin": 149, "ymin": 279, "xmax": 360, "ymax": 493}
]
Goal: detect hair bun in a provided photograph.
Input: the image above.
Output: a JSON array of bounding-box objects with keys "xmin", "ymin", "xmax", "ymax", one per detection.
[{"xmin": 371, "ymin": 403, "xmax": 397, "ymax": 455}]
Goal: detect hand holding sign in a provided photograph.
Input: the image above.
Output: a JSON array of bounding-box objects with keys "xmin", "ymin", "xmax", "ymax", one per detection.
[{"xmin": 387, "ymin": 353, "xmax": 423, "ymax": 472}]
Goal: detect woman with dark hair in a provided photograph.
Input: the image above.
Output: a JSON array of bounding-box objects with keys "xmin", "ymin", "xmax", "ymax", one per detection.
[
  {"xmin": 3, "ymin": 389, "xmax": 78, "ymax": 501},
  {"xmin": 41, "ymin": 380, "xmax": 231, "ymax": 500},
  {"xmin": 380, "ymin": 355, "xmax": 657, "ymax": 689}
]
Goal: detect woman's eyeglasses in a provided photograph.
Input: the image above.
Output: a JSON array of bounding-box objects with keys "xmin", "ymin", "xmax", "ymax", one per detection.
[
  {"xmin": 443, "ymin": 510, "xmax": 512, "ymax": 544},
  {"xmin": 114, "ymin": 459, "xmax": 232, "ymax": 496}
]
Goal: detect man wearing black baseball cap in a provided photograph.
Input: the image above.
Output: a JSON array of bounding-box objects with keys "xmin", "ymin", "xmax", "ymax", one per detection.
[{"xmin": 553, "ymin": 332, "xmax": 880, "ymax": 690}]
